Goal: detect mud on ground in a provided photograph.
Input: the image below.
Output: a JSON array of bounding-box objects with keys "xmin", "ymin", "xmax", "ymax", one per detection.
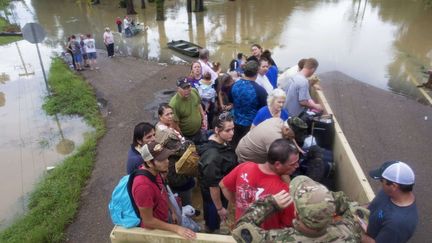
[{"xmin": 65, "ymin": 53, "xmax": 190, "ymax": 243}]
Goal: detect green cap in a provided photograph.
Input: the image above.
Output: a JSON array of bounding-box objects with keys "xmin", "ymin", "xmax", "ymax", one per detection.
[
  {"xmin": 288, "ymin": 117, "xmax": 308, "ymax": 129},
  {"xmin": 290, "ymin": 176, "xmax": 335, "ymax": 230}
]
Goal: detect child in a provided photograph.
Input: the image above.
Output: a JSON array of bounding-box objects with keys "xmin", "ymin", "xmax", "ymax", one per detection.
[
  {"xmin": 115, "ymin": 17, "xmax": 122, "ymax": 33},
  {"xmin": 229, "ymin": 53, "xmax": 246, "ymax": 74},
  {"xmin": 217, "ymin": 73, "xmax": 235, "ymax": 112},
  {"xmin": 197, "ymin": 72, "xmax": 217, "ymax": 129}
]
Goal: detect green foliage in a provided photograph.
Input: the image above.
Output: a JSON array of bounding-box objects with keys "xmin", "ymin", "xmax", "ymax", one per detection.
[
  {"xmin": 0, "ymin": 0, "xmax": 10, "ymax": 9},
  {"xmin": 42, "ymin": 58, "xmax": 104, "ymax": 133},
  {"xmin": 0, "ymin": 17, "xmax": 22, "ymax": 45},
  {"xmin": 0, "ymin": 58, "xmax": 105, "ymax": 242},
  {"xmin": 119, "ymin": 0, "xmax": 126, "ymax": 8}
]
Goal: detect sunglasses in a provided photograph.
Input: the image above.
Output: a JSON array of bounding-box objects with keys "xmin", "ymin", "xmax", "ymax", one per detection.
[{"xmin": 218, "ymin": 112, "xmax": 233, "ymax": 121}]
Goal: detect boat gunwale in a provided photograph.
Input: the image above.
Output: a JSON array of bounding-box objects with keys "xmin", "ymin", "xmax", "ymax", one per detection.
[{"xmin": 110, "ymin": 86, "xmax": 376, "ymax": 242}]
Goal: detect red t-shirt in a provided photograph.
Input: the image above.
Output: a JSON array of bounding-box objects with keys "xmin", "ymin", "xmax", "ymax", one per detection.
[
  {"xmin": 221, "ymin": 162, "xmax": 295, "ymax": 230},
  {"xmin": 132, "ymin": 172, "xmax": 169, "ymax": 228}
]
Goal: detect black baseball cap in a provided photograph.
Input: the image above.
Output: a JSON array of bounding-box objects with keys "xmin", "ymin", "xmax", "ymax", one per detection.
[{"xmin": 176, "ymin": 77, "xmax": 191, "ymax": 89}]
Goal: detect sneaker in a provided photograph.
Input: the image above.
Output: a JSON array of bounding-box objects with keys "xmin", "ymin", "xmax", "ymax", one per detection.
[{"xmin": 90, "ymin": 67, "xmax": 94, "ymax": 71}]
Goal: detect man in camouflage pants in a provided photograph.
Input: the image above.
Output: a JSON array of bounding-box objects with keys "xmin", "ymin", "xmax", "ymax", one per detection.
[{"xmin": 232, "ymin": 176, "xmax": 369, "ymax": 242}]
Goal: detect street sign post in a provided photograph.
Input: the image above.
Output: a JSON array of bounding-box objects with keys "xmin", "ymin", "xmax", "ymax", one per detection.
[{"xmin": 22, "ymin": 23, "xmax": 49, "ymax": 94}]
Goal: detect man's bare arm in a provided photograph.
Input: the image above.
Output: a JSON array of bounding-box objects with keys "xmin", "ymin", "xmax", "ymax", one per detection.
[{"xmin": 219, "ymin": 181, "xmax": 235, "ymax": 204}]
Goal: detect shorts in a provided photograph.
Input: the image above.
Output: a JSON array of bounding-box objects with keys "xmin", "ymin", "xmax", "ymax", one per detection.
[
  {"xmin": 82, "ymin": 53, "xmax": 88, "ymax": 60},
  {"xmin": 88, "ymin": 52, "xmax": 97, "ymax": 59},
  {"xmin": 73, "ymin": 53, "xmax": 83, "ymax": 63}
]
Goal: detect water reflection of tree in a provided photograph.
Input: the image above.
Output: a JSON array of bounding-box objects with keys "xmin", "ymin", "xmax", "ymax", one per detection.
[
  {"xmin": 156, "ymin": 0, "xmax": 165, "ymax": 21},
  {"xmin": 370, "ymin": 0, "xmax": 432, "ymax": 100},
  {"xmin": 31, "ymin": 0, "xmax": 310, "ymax": 65},
  {"xmin": 0, "ymin": 92, "xmax": 5, "ymax": 107}
]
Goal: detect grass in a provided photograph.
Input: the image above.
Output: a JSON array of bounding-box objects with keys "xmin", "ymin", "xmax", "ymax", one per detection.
[
  {"xmin": 0, "ymin": 58, "xmax": 105, "ymax": 242},
  {"xmin": 0, "ymin": 16, "xmax": 22, "ymax": 46}
]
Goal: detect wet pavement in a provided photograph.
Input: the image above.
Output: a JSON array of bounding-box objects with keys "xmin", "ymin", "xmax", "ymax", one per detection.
[{"xmin": 320, "ymin": 71, "xmax": 432, "ymax": 242}]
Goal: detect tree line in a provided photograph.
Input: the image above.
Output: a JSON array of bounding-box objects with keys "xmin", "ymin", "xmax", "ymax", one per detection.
[{"xmin": 91, "ymin": 0, "xmax": 205, "ymax": 21}]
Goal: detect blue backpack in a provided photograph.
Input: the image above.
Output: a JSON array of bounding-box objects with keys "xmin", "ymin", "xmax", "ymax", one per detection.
[{"xmin": 108, "ymin": 169, "xmax": 160, "ymax": 228}]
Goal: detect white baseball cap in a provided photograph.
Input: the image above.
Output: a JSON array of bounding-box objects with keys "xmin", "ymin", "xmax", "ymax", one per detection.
[{"xmin": 369, "ymin": 161, "xmax": 415, "ymax": 185}]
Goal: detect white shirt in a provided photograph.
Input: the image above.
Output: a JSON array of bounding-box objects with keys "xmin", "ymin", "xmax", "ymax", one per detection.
[
  {"xmin": 277, "ymin": 65, "xmax": 299, "ymax": 90},
  {"xmin": 83, "ymin": 38, "xmax": 96, "ymax": 53},
  {"xmin": 198, "ymin": 59, "xmax": 218, "ymax": 82},
  {"xmin": 255, "ymin": 74, "xmax": 274, "ymax": 94},
  {"xmin": 123, "ymin": 18, "xmax": 130, "ymax": 29}
]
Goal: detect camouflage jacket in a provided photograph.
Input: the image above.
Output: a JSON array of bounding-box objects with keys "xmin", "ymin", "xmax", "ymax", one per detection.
[{"xmin": 232, "ymin": 191, "xmax": 369, "ymax": 243}]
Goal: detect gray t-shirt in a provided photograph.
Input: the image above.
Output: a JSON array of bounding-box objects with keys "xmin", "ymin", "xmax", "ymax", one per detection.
[
  {"xmin": 283, "ymin": 73, "xmax": 311, "ymax": 117},
  {"xmin": 235, "ymin": 118, "xmax": 284, "ymax": 163}
]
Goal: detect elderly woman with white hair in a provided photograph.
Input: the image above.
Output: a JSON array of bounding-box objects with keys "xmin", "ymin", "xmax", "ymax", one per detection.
[{"xmin": 251, "ymin": 88, "xmax": 289, "ymax": 129}]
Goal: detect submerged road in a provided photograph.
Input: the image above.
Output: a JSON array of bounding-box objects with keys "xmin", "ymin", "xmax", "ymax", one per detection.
[{"xmin": 320, "ymin": 71, "xmax": 432, "ymax": 242}]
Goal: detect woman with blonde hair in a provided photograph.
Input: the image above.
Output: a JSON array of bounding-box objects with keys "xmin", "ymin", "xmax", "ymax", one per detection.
[
  {"xmin": 187, "ymin": 61, "xmax": 202, "ymax": 88},
  {"xmin": 251, "ymin": 88, "xmax": 289, "ymax": 129}
]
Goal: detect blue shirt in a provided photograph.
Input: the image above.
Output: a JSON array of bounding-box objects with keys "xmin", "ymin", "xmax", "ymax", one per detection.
[
  {"xmin": 252, "ymin": 106, "xmax": 289, "ymax": 126},
  {"xmin": 126, "ymin": 145, "xmax": 144, "ymax": 174},
  {"xmin": 266, "ymin": 65, "xmax": 278, "ymax": 88},
  {"xmin": 229, "ymin": 79, "xmax": 267, "ymax": 126},
  {"xmin": 367, "ymin": 190, "xmax": 418, "ymax": 243}
]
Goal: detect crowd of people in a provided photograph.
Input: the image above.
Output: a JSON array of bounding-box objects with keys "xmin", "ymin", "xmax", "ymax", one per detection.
[
  {"xmin": 64, "ymin": 16, "xmax": 147, "ymax": 70},
  {"xmin": 65, "ymin": 34, "xmax": 99, "ymax": 71},
  {"xmin": 115, "ymin": 15, "xmax": 142, "ymax": 37},
  {"xmin": 119, "ymin": 44, "xmax": 418, "ymax": 242}
]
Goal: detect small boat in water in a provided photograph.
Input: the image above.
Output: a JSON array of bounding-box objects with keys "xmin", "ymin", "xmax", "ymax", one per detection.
[{"xmin": 167, "ymin": 40, "xmax": 202, "ymax": 57}]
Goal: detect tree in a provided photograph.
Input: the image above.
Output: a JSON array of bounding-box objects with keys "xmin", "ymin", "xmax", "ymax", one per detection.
[
  {"xmin": 194, "ymin": 0, "xmax": 203, "ymax": 12},
  {"xmin": 156, "ymin": 0, "xmax": 165, "ymax": 21},
  {"xmin": 126, "ymin": 0, "xmax": 137, "ymax": 14},
  {"xmin": 187, "ymin": 0, "xmax": 192, "ymax": 12},
  {"xmin": 141, "ymin": 0, "xmax": 145, "ymax": 9}
]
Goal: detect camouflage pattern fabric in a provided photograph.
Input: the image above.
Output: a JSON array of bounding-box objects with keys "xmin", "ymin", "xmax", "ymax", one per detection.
[
  {"xmin": 290, "ymin": 175, "xmax": 335, "ymax": 230},
  {"xmin": 232, "ymin": 176, "xmax": 368, "ymax": 243}
]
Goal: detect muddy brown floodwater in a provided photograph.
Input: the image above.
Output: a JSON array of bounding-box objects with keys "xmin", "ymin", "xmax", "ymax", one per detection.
[
  {"xmin": 0, "ymin": 41, "xmax": 93, "ymax": 230},
  {"xmin": 25, "ymin": 0, "xmax": 432, "ymax": 100}
]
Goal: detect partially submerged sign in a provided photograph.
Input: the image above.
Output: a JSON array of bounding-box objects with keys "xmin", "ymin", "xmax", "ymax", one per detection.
[{"xmin": 22, "ymin": 23, "xmax": 46, "ymax": 44}]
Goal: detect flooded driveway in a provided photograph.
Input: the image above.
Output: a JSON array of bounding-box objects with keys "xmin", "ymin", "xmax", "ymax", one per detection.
[{"xmin": 1, "ymin": 0, "xmax": 431, "ymax": 231}]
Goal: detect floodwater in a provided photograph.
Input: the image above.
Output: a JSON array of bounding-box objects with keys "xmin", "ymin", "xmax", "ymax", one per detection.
[
  {"xmin": 0, "ymin": 3, "xmax": 93, "ymax": 230},
  {"xmin": 1, "ymin": 0, "xmax": 432, "ymax": 230},
  {"xmin": 20, "ymin": 0, "xmax": 432, "ymax": 101}
]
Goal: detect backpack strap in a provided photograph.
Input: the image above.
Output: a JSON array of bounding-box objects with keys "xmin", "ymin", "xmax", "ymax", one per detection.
[{"xmin": 127, "ymin": 169, "xmax": 166, "ymax": 221}]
